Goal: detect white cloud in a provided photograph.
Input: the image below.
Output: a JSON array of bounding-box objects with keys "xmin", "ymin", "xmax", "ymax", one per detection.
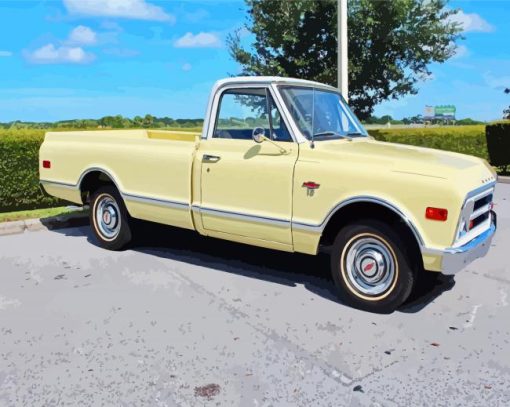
[
  {"xmin": 68, "ymin": 25, "xmax": 97, "ymax": 45},
  {"xmin": 182, "ymin": 63, "xmax": 192, "ymax": 72},
  {"xmin": 0, "ymin": 51, "xmax": 12, "ymax": 57},
  {"xmin": 449, "ymin": 10, "xmax": 494, "ymax": 33},
  {"xmin": 453, "ymin": 44, "xmax": 469, "ymax": 59},
  {"xmin": 25, "ymin": 26, "xmax": 100, "ymax": 64},
  {"xmin": 174, "ymin": 32, "xmax": 221, "ymax": 48},
  {"xmin": 63, "ymin": 0, "xmax": 175, "ymax": 22},
  {"xmin": 25, "ymin": 44, "xmax": 95, "ymax": 64}
]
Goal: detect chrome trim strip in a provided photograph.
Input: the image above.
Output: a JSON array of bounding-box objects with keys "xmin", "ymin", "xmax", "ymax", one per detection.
[
  {"xmin": 199, "ymin": 206, "xmax": 291, "ymax": 228},
  {"xmin": 123, "ymin": 193, "xmax": 189, "ymax": 210},
  {"xmin": 292, "ymin": 196, "xmax": 425, "ymax": 246},
  {"xmin": 40, "ymin": 179, "xmax": 78, "ymax": 189},
  {"xmin": 44, "ymin": 169, "xmax": 191, "ymax": 211}
]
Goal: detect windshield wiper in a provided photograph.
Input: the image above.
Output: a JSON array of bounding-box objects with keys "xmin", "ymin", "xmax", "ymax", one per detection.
[
  {"xmin": 346, "ymin": 132, "xmax": 365, "ymax": 137},
  {"xmin": 312, "ymin": 131, "xmax": 353, "ymax": 141}
]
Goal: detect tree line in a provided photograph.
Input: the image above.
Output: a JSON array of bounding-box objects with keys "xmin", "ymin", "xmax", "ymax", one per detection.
[
  {"xmin": 365, "ymin": 115, "xmax": 485, "ymax": 126},
  {"xmin": 1, "ymin": 113, "xmax": 486, "ymax": 130},
  {"xmin": 1, "ymin": 115, "xmax": 204, "ymax": 130}
]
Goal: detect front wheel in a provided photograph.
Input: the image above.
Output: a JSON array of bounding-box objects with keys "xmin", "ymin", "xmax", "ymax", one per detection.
[
  {"xmin": 330, "ymin": 219, "xmax": 417, "ymax": 313},
  {"xmin": 89, "ymin": 186, "xmax": 132, "ymax": 250}
]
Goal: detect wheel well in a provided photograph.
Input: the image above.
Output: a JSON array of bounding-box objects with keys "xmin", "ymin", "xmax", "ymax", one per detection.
[
  {"xmin": 79, "ymin": 171, "xmax": 116, "ymax": 204},
  {"xmin": 320, "ymin": 202, "xmax": 423, "ymax": 269}
]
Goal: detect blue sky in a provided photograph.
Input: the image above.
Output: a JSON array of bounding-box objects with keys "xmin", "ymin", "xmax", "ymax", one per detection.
[{"xmin": 0, "ymin": 0, "xmax": 508, "ymax": 122}]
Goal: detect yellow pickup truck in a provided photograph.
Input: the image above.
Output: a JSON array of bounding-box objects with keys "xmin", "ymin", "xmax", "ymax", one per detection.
[{"xmin": 39, "ymin": 76, "xmax": 497, "ymax": 312}]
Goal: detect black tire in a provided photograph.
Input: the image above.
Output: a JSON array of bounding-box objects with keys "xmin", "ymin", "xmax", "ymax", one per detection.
[
  {"xmin": 330, "ymin": 219, "xmax": 417, "ymax": 313},
  {"xmin": 89, "ymin": 185, "xmax": 132, "ymax": 250}
]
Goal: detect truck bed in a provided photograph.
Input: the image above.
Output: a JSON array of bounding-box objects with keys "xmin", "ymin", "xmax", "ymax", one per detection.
[{"xmin": 40, "ymin": 129, "xmax": 201, "ymax": 230}]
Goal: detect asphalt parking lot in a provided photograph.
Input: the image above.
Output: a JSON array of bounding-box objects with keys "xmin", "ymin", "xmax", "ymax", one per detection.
[{"xmin": 0, "ymin": 183, "xmax": 509, "ymax": 406}]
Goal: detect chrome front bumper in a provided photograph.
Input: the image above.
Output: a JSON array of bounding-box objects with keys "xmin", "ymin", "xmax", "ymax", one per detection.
[{"xmin": 437, "ymin": 212, "xmax": 497, "ymax": 275}]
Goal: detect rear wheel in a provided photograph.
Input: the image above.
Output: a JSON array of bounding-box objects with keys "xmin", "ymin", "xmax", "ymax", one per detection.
[
  {"xmin": 89, "ymin": 186, "xmax": 132, "ymax": 250},
  {"xmin": 330, "ymin": 219, "xmax": 416, "ymax": 313}
]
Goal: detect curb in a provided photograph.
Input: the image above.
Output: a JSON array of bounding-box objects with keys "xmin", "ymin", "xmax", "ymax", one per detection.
[
  {"xmin": 498, "ymin": 176, "xmax": 510, "ymax": 184},
  {"xmin": 0, "ymin": 212, "xmax": 89, "ymax": 237}
]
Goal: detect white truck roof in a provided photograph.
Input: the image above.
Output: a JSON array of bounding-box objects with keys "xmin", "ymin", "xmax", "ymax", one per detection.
[{"xmin": 212, "ymin": 76, "xmax": 338, "ymax": 92}]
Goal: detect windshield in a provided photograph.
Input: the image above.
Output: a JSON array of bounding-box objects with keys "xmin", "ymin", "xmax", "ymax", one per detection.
[{"xmin": 279, "ymin": 86, "xmax": 368, "ymax": 140}]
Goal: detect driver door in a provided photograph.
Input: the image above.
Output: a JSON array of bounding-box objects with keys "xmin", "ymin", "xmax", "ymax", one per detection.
[{"xmin": 198, "ymin": 87, "xmax": 298, "ymax": 246}]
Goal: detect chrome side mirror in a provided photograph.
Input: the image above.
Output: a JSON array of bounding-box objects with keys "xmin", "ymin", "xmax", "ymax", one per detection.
[{"xmin": 252, "ymin": 127, "xmax": 266, "ymax": 143}]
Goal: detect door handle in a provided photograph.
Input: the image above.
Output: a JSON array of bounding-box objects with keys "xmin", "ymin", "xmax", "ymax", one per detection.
[{"xmin": 203, "ymin": 154, "xmax": 221, "ymax": 162}]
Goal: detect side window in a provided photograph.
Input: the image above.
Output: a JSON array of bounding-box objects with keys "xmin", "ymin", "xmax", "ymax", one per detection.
[{"xmin": 214, "ymin": 88, "xmax": 293, "ymax": 142}]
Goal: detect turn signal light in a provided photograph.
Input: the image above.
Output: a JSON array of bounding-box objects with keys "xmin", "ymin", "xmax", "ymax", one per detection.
[
  {"xmin": 425, "ymin": 207, "xmax": 448, "ymax": 221},
  {"xmin": 42, "ymin": 160, "xmax": 51, "ymax": 169}
]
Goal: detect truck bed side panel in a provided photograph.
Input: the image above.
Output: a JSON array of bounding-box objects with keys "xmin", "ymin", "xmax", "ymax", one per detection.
[{"xmin": 39, "ymin": 130, "xmax": 198, "ymax": 230}]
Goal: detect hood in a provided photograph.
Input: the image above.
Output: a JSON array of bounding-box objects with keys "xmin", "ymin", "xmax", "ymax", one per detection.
[
  {"xmin": 318, "ymin": 138, "xmax": 489, "ymax": 176},
  {"xmin": 314, "ymin": 138, "xmax": 496, "ymax": 192}
]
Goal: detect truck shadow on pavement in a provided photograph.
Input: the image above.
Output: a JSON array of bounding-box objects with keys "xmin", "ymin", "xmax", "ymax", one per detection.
[{"xmin": 56, "ymin": 221, "xmax": 456, "ymax": 314}]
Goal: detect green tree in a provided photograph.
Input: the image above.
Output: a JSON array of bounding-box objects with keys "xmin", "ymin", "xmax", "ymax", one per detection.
[
  {"xmin": 228, "ymin": 0, "xmax": 462, "ymax": 120},
  {"xmin": 455, "ymin": 118, "xmax": 484, "ymax": 126},
  {"xmin": 133, "ymin": 115, "xmax": 144, "ymax": 128},
  {"xmin": 379, "ymin": 115, "xmax": 393, "ymax": 124},
  {"xmin": 99, "ymin": 115, "xmax": 124, "ymax": 128},
  {"xmin": 142, "ymin": 114, "xmax": 154, "ymax": 128}
]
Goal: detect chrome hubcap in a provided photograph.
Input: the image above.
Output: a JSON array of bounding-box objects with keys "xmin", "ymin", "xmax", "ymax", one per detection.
[
  {"xmin": 95, "ymin": 195, "xmax": 120, "ymax": 239},
  {"xmin": 345, "ymin": 237, "xmax": 395, "ymax": 296}
]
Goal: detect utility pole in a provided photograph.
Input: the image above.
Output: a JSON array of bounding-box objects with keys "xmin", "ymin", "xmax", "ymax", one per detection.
[{"xmin": 337, "ymin": 0, "xmax": 348, "ymax": 101}]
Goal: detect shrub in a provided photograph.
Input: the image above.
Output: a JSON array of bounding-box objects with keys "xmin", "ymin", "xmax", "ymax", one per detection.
[
  {"xmin": 368, "ymin": 125, "xmax": 488, "ymax": 160},
  {"xmin": 486, "ymin": 122, "xmax": 510, "ymax": 172},
  {"xmin": 0, "ymin": 129, "xmax": 64, "ymax": 212}
]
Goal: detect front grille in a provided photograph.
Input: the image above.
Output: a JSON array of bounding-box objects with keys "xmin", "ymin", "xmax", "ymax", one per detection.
[
  {"xmin": 471, "ymin": 211, "xmax": 490, "ymax": 230},
  {"xmin": 473, "ymin": 193, "xmax": 492, "ymax": 211},
  {"xmin": 454, "ymin": 185, "xmax": 494, "ymax": 247}
]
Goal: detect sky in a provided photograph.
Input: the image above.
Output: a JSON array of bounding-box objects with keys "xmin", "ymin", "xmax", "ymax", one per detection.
[{"xmin": 0, "ymin": 0, "xmax": 508, "ymax": 122}]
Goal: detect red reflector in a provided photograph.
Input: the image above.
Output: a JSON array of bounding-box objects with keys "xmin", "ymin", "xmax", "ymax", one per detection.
[
  {"xmin": 42, "ymin": 160, "xmax": 51, "ymax": 169},
  {"xmin": 425, "ymin": 207, "xmax": 448, "ymax": 221},
  {"xmin": 469, "ymin": 220, "xmax": 474, "ymax": 230}
]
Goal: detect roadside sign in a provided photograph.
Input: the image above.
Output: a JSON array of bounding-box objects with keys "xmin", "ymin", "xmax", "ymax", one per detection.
[
  {"xmin": 434, "ymin": 105, "xmax": 456, "ymax": 119},
  {"xmin": 423, "ymin": 105, "xmax": 456, "ymax": 120}
]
